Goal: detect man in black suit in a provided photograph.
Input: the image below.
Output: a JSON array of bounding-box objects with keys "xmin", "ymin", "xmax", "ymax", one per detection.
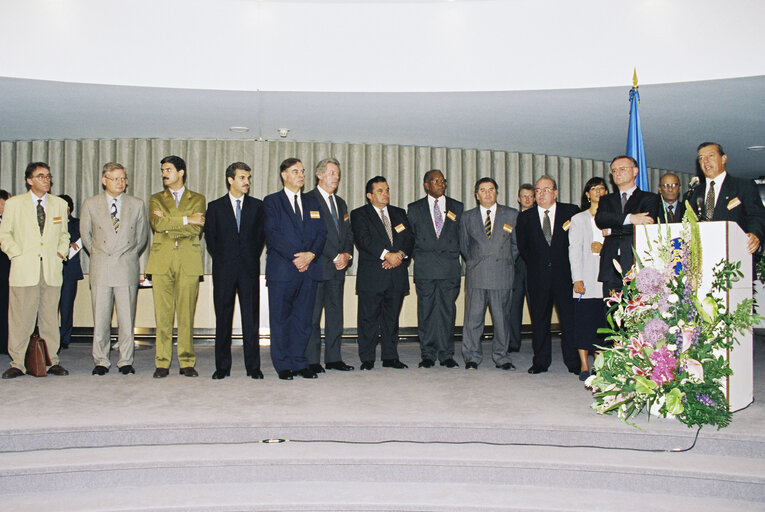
[
  {"xmin": 516, "ymin": 175, "xmax": 580, "ymax": 375},
  {"xmin": 689, "ymin": 142, "xmax": 765, "ymax": 254},
  {"xmin": 508, "ymin": 183, "xmax": 535, "ymax": 352},
  {"xmin": 407, "ymin": 169, "xmax": 463, "ymax": 369},
  {"xmin": 657, "ymin": 172, "xmax": 685, "ymax": 224},
  {"xmin": 305, "ymin": 158, "xmax": 355, "ymax": 373},
  {"xmin": 58, "ymin": 194, "xmax": 83, "ymax": 351},
  {"xmin": 596, "ymin": 155, "xmax": 662, "ymax": 296},
  {"xmin": 0, "ymin": 190, "xmax": 9, "ymax": 355},
  {"xmin": 204, "ymin": 162, "xmax": 266, "ymax": 380},
  {"xmin": 351, "ymin": 176, "xmax": 414, "ymax": 370}
]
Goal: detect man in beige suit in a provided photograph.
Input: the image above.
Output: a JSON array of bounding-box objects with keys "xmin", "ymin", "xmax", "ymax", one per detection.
[
  {"xmin": 81, "ymin": 162, "xmax": 149, "ymax": 376},
  {"xmin": 0, "ymin": 162, "xmax": 70, "ymax": 378},
  {"xmin": 145, "ymin": 156, "xmax": 205, "ymax": 378}
]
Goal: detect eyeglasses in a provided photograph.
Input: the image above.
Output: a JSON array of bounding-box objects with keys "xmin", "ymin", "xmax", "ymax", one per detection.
[
  {"xmin": 535, "ymin": 187, "xmax": 555, "ymax": 194},
  {"xmin": 611, "ymin": 166, "xmax": 634, "ymax": 174},
  {"xmin": 660, "ymin": 183, "xmax": 679, "ymax": 189},
  {"xmin": 32, "ymin": 174, "xmax": 52, "ymax": 181},
  {"xmin": 429, "ymin": 179, "xmax": 447, "ymax": 185},
  {"xmin": 104, "ymin": 176, "xmax": 128, "ymax": 183}
]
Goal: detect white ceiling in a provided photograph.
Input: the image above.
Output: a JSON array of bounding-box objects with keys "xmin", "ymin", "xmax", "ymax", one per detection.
[{"xmin": 1, "ymin": 0, "xmax": 764, "ymax": 178}]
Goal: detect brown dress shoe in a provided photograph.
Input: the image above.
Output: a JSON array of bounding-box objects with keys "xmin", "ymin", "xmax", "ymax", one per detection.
[
  {"xmin": 2, "ymin": 367, "xmax": 24, "ymax": 379},
  {"xmin": 47, "ymin": 364, "xmax": 69, "ymax": 376},
  {"xmin": 179, "ymin": 367, "xmax": 198, "ymax": 377},
  {"xmin": 153, "ymin": 367, "xmax": 170, "ymax": 378}
]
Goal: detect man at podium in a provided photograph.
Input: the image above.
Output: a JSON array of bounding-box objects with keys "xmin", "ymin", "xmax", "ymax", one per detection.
[{"xmin": 689, "ymin": 142, "xmax": 765, "ymax": 254}]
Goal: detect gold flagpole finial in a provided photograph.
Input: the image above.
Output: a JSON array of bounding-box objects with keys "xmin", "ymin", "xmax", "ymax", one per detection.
[{"xmin": 632, "ymin": 67, "xmax": 638, "ymax": 89}]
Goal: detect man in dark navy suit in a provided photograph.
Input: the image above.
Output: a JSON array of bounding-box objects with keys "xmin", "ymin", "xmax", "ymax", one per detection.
[
  {"xmin": 264, "ymin": 158, "xmax": 327, "ymax": 380},
  {"xmin": 0, "ymin": 190, "xmax": 9, "ymax": 355},
  {"xmin": 689, "ymin": 142, "xmax": 765, "ymax": 254},
  {"xmin": 516, "ymin": 176, "xmax": 580, "ymax": 374},
  {"xmin": 351, "ymin": 176, "xmax": 414, "ymax": 370},
  {"xmin": 58, "ymin": 194, "xmax": 83, "ymax": 351},
  {"xmin": 205, "ymin": 162, "xmax": 265, "ymax": 380},
  {"xmin": 407, "ymin": 170, "xmax": 463, "ymax": 369},
  {"xmin": 305, "ymin": 158, "xmax": 355, "ymax": 373},
  {"xmin": 596, "ymin": 155, "xmax": 661, "ymax": 296},
  {"xmin": 657, "ymin": 172, "xmax": 685, "ymax": 224}
]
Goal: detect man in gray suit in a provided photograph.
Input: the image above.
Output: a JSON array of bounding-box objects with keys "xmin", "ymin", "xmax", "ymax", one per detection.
[
  {"xmin": 80, "ymin": 162, "xmax": 149, "ymax": 375},
  {"xmin": 305, "ymin": 158, "xmax": 355, "ymax": 373},
  {"xmin": 407, "ymin": 169, "xmax": 463, "ymax": 369},
  {"xmin": 459, "ymin": 177, "xmax": 518, "ymax": 370}
]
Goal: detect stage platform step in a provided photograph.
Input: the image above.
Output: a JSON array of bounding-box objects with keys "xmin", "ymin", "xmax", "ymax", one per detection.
[{"xmin": 0, "ymin": 440, "xmax": 763, "ymax": 510}]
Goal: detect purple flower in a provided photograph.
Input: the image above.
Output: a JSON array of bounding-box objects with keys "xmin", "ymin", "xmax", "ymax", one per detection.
[
  {"xmin": 642, "ymin": 319, "xmax": 669, "ymax": 347},
  {"xmin": 635, "ymin": 267, "xmax": 666, "ymax": 296},
  {"xmin": 695, "ymin": 393, "xmax": 716, "ymax": 407},
  {"xmin": 649, "ymin": 346, "xmax": 677, "ymax": 385}
]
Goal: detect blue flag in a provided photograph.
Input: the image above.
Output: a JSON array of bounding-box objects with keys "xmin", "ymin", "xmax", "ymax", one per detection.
[{"xmin": 627, "ymin": 87, "xmax": 649, "ymax": 191}]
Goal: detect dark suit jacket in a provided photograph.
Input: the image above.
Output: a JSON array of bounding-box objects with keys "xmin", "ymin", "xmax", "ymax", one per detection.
[
  {"xmin": 305, "ymin": 188, "xmax": 353, "ymax": 281},
  {"xmin": 62, "ymin": 215, "xmax": 83, "ymax": 281},
  {"xmin": 407, "ymin": 196, "xmax": 463, "ymax": 281},
  {"xmin": 351, "ymin": 203, "xmax": 414, "ymax": 293},
  {"xmin": 595, "ymin": 189, "xmax": 661, "ymax": 283},
  {"xmin": 516, "ymin": 202, "xmax": 579, "ymax": 300},
  {"xmin": 688, "ymin": 174, "xmax": 765, "ymax": 241},
  {"xmin": 657, "ymin": 200, "xmax": 686, "ymax": 224},
  {"xmin": 204, "ymin": 194, "xmax": 265, "ymax": 279},
  {"xmin": 264, "ymin": 191, "xmax": 327, "ymax": 283}
]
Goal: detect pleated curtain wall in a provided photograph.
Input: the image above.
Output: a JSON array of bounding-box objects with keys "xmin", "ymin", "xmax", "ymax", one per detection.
[{"xmin": 0, "ymin": 138, "xmax": 684, "ymax": 275}]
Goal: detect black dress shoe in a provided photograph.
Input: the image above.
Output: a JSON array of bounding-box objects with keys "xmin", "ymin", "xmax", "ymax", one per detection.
[
  {"xmin": 92, "ymin": 365, "xmax": 109, "ymax": 376},
  {"xmin": 278, "ymin": 370, "xmax": 293, "ymax": 380},
  {"xmin": 465, "ymin": 362, "xmax": 479, "ymax": 369},
  {"xmin": 527, "ymin": 366, "xmax": 548, "ymax": 374},
  {"xmin": 247, "ymin": 369, "xmax": 264, "ymax": 379},
  {"xmin": 325, "ymin": 361, "xmax": 354, "ymax": 371},
  {"xmin": 179, "ymin": 367, "xmax": 198, "ymax": 377},
  {"xmin": 2, "ymin": 367, "xmax": 23, "ymax": 379},
  {"xmin": 47, "ymin": 364, "xmax": 69, "ymax": 376},
  {"xmin": 309, "ymin": 363, "xmax": 325, "ymax": 374},
  {"xmin": 418, "ymin": 358, "xmax": 434, "ymax": 368},
  {"xmin": 568, "ymin": 367, "xmax": 581, "ymax": 374},
  {"xmin": 440, "ymin": 358, "xmax": 460, "ymax": 368},
  {"xmin": 119, "ymin": 365, "xmax": 135, "ymax": 375},
  {"xmin": 496, "ymin": 362, "xmax": 516, "ymax": 371},
  {"xmin": 382, "ymin": 359, "xmax": 408, "ymax": 369},
  {"xmin": 211, "ymin": 369, "xmax": 230, "ymax": 380},
  {"xmin": 298, "ymin": 368, "xmax": 318, "ymax": 379},
  {"xmin": 360, "ymin": 361, "xmax": 374, "ymax": 371},
  {"xmin": 153, "ymin": 367, "xmax": 169, "ymax": 378}
]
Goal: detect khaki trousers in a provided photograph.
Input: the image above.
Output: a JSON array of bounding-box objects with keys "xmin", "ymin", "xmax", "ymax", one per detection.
[{"xmin": 152, "ymin": 255, "xmax": 199, "ymax": 369}]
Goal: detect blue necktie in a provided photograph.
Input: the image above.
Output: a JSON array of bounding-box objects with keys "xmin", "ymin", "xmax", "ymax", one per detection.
[
  {"xmin": 235, "ymin": 199, "xmax": 241, "ymax": 232},
  {"xmin": 294, "ymin": 194, "xmax": 303, "ymax": 229},
  {"xmin": 329, "ymin": 195, "xmax": 340, "ymax": 233}
]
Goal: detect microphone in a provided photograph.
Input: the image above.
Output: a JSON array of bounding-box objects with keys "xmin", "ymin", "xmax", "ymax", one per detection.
[{"xmin": 696, "ymin": 197, "xmax": 707, "ymax": 221}]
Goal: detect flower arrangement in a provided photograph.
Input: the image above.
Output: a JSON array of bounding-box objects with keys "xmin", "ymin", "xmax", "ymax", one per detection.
[{"xmin": 588, "ymin": 209, "xmax": 759, "ymax": 429}]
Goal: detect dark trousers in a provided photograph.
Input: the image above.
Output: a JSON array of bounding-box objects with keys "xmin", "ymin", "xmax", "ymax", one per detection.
[
  {"xmin": 357, "ymin": 286, "xmax": 405, "ymax": 363},
  {"xmin": 508, "ymin": 265, "xmax": 527, "ymax": 352},
  {"xmin": 528, "ymin": 285, "xmax": 578, "ymax": 371},
  {"xmin": 58, "ymin": 277, "xmax": 79, "ymax": 348},
  {"xmin": 213, "ymin": 269, "xmax": 260, "ymax": 372},
  {"xmin": 415, "ymin": 277, "xmax": 460, "ymax": 362},
  {"xmin": 306, "ymin": 277, "xmax": 345, "ymax": 365},
  {"xmin": 268, "ymin": 277, "xmax": 317, "ymax": 372}
]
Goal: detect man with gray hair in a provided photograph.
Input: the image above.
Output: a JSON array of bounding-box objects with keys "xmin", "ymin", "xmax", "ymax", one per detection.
[
  {"xmin": 305, "ymin": 158, "xmax": 355, "ymax": 372},
  {"xmin": 80, "ymin": 162, "xmax": 149, "ymax": 375}
]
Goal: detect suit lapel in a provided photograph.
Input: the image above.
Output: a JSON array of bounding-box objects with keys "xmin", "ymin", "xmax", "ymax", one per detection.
[{"xmin": 714, "ymin": 176, "xmax": 735, "ymax": 218}]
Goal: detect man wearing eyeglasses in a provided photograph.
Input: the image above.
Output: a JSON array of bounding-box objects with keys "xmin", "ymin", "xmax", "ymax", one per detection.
[
  {"xmin": 657, "ymin": 173, "xmax": 685, "ymax": 224},
  {"xmin": 0, "ymin": 162, "xmax": 71, "ymax": 379},
  {"xmin": 595, "ymin": 155, "xmax": 661, "ymax": 296},
  {"xmin": 80, "ymin": 162, "xmax": 148, "ymax": 376},
  {"xmin": 407, "ymin": 170, "xmax": 463, "ymax": 369}
]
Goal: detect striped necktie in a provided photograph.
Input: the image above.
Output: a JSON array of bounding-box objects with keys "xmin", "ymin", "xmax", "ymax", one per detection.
[{"xmin": 484, "ymin": 209, "xmax": 492, "ymax": 239}]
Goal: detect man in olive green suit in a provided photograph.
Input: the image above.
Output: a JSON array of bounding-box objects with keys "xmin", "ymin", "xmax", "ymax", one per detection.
[{"xmin": 146, "ymin": 156, "xmax": 206, "ymax": 378}]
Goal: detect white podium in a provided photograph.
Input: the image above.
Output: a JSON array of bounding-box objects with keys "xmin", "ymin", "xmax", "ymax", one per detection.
[{"xmin": 634, "ymin": 221, "xmax": 753, "ymax": 411}]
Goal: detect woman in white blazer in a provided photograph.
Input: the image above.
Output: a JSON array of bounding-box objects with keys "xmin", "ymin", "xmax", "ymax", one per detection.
[{"xmin": 568, "ymin": 177, "xmax": 609, "ymax": 381}]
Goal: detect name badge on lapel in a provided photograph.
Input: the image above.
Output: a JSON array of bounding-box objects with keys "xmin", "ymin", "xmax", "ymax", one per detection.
[
  {"xmin": 309, "ymin": 210, "xmax": 320, "ymax": 219},
  {"xmin": 446, "ymin": 211, "xmax": 457, "ymax": 221},
  {"xmin": 727, "ymin": 197, "xmax": 741, "ymax": 210},
  {"xmin": 344, "ymin": 213, "xmax": 349, "ymax": 222},
  {"xmin": 52, "ymin": 216, "xmax": 62, "ymax": 224},
  {"xmin": 394, "ymin": 223, "xmax": 406, "ymax": 233},
  {"xmin": 502, "ymin": 224, "xmax": 513, "ymax": 234},
  {"xmin": 562, "ymin": 220, "xmax": 571, "ymax": 231}
]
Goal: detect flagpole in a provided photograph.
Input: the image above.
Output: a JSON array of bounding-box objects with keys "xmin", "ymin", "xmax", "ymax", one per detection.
[{"xmin": 627, "ymin": 68, "xmax": 650, "ymax": 191}]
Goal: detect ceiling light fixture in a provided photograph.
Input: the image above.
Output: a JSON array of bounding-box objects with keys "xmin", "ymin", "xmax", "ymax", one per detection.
[
  {"xmin": 278, "ymin": 128, "xmax": 290, "ymax": 138},
  {"xmin": 747, "ymin": 145, "xmax": 765, "ymax": 151},
  {"xmin": 229, "ymin": 126, "xmax": 250, "ymax": 133}
]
